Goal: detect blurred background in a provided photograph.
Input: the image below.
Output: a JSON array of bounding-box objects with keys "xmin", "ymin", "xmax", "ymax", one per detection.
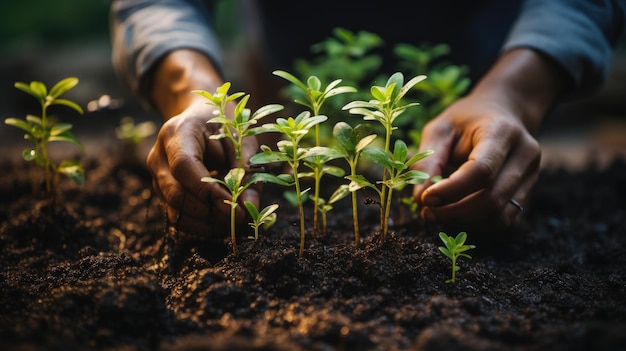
[{"xmin": 0, "ymin": 0, "xmax": 625, "ymax": 169}]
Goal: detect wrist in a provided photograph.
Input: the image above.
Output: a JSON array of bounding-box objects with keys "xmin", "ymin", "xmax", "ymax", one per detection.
[
  {"xmin": 149, "ymin": 49, "xmax": 224, "ymax": 120},
  {"xmin": 470, "ymin": 48, "xmax": 568, "ymax": 134}
]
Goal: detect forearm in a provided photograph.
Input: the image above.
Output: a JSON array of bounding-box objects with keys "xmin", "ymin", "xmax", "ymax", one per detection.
[
  {"xmin": 149, "ymin": 49, "xmax": 225, "ymax": 120},
  {"xmin": 469, "ymin": 48, "xmax": 569, "ymax": 134}
]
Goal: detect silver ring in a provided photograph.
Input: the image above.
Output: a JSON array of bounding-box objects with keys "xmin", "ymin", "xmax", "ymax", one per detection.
[{"xmin": 509, "ymin": 198, "xmax": 524, "ymax": 212}]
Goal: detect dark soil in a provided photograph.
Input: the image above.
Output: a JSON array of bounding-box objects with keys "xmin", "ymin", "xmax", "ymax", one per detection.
[{"xmin": 1, "ymin": 149, "xmax": 626, "ymax": 351}]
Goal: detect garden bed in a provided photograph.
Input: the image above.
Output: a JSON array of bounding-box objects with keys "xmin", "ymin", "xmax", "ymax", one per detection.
[{"xmin": 1, "ymin": 147, "xmax": 626, "ymax": 350}]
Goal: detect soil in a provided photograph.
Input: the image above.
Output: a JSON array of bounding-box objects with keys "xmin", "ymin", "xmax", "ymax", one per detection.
[{"xmin": 1, "ymin": 146, "xmax": 626, "ymax": 351}]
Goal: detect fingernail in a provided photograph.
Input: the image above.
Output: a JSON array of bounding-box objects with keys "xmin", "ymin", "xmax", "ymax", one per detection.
[
  {"xmin": 421, "ymin": 207, "xmax": 437, "ymax": 223},
  {"xmin": 422, "ymin": 195, "xmax": 442, "ymax": 207}
]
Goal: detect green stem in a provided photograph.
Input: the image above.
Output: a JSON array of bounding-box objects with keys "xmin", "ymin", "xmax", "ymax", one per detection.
[
  {"xmin": 230, "ymin": 203, "xmax": 238, "ymax": 255},
  {"xmin": 350, "ymin": 161, "xmax": 360, "ymax": 246},
  {"xmin": 451, "ymin": 257, "xmax": 457, "ymax": 283},
  {"xmin": 293, "ymin": 166, "xmax": 306, "ymax": 257},
  {"xmin": 379, "ymin": 118, "xmax": 393, "ymax": 237},
  {"xmin": 383, "ymin": 186, "xmax": 394, "ymax": 238},
  {"xmin": 312, "ymin": 167, "xmax": 321, "ymax": 231}
]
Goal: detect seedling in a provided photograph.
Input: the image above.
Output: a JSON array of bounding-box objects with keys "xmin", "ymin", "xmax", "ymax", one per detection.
[
  {"xmin": 201, "ymin": 167, "xmax": 288, "ymax": 255},
  {"xmin": 394, "ymin": 43, "xmax": 470, "ymax": 145},
  {"xmin": 291, "ymin": 27, "xmax": 383, "ymax": 113},
  {"xmin": 343, "ymin": 72, "xmax": 427, "ymax": 233},
  {"xmin": 115, "ymin": 116, "xmax": 156, "ymax": 146},
  {"xmin": 332, "ymin": 122, "xmax": 377, "ymax": 245},
  {"xmin": 4, "ymin": 77, "xmax": 84, "ymax": 200},
  {"xmin": 245, "ymin": 201, "xmax": 279, "ymax": 241},
  {"xmin": 115, "ymin": 116, "xmax": 156, "ymax": 162},
  {"xmin": 193, "ymin": 82, "xmax": 284, "ymax": 168},
  {"xmin": 316, "ymin": 184, "xmax": 350, "ymax": 236},
  {"xmin": 438, "ymin": 231, "xmax": 476, "ymax": 284},
  {"xmin": 273, "ymin": 70, "xmax": 355, "ymax": 232},
  {"xmin": 349, "ymin": 139, "xmax": 432, "ymax": 238},
  {"xmin": 250, "ymin": 111, "xmax": 329, "ymax": 256}
]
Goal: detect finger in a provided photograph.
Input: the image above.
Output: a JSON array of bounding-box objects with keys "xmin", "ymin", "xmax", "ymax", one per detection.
[
  {"xmin": 412, "ymin": 120, "xmax": 456, "ymax": 200},
  {"xmin": 422, "ymin": 139, "xmax": 540, "ymax": 232},
  {"xmin": 420, "ymin": 123, "xmax": 515, "ymax": 207}
]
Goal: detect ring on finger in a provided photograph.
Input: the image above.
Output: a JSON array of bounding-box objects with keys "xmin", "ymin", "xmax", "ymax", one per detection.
[{"xmin": 509, "ymin": 198, "xmax": 524, "ymax": 212}]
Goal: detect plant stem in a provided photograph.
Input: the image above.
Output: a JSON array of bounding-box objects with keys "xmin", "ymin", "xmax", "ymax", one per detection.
[
  {"xmin": 380, "ymin": 118, "xmax": 393, "ymax": 238},
  {"xmin": 349, "ymin": 161, "xmax": 360, "ymax": 246},
  {"xmin": 230, "ymin": 204, "xmax": 238, "ymax": 255},
  {"xmin": 293, "ymin": 166, "xmax": 306, "ymax": 257}
]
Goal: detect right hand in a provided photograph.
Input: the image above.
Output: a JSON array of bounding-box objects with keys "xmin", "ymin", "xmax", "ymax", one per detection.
[{"xmin": 146, "ymin": 101, "xmax": 261, "ymax": 240}]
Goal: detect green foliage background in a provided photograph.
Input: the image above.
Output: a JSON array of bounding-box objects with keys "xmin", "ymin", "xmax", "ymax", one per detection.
[{"xmin": 0, "ymin": 0, "xmax": 111, "ymax": 51}]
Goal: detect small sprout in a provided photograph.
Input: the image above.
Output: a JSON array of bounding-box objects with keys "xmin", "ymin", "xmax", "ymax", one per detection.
[
  {"xmin": 332, "ymin": 121, "xmax": 377, "ymax": 245},
  {"xmin": 438, "ymin": 231, "xmax": 476, "ymax": 284},
  {"xmin": 245, "ymin": 201, "xmax": 279, "ymax": 241},
  {"xmin": 317, "ymin": 184, "xmax": 350, "ymax": 236},
  {"xmin": 202, "ymin": 167, "xmax": 287, "ymax": 255},
  {"xmin": 343, "ymin": 72, "xmax": 427, "ymax": 233},
  {"xmin": 4, "ymin": 77, "xmax": 84, "ymax": 201},
  {"xmin": 193, "ymin": 82, "xmax": 283, "ymax": 168},
  {"xmin": 115, "ymin": 116, "xmax": 156, "ymax": 145},
  {"xmin": 349, "ymin": 139, "xmax": 433, "ymax": 239},
  {"xmin": 273, "ymin": 70, "xmax": 355, "ymax": 231},
  {"xmin": 250, "ymin": 111, "xmax": 328, "ymax": 256}
]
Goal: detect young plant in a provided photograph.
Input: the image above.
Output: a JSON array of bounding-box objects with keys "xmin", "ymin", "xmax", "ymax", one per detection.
[
  {"xmin": 343, "ymin": 72, "xmax": 426, "ymax": 233},
  {"xmin": 114, "ymin": 116, "xmax": 156, "ymax": 162},
  {"xmin": 438, "ymin": 231, "xmax": 476, "ymax": 284},
  {"xmin": 316, "ymin": 184, "xmax": 350, "ymax": 236},
  {"xmin": 193, "ymin": 82, "xmax": 284, "ymax": 168},
  {"xmin": 4, "ymin": 77, "xmax": 84, "ymax": 200},
  {"xmin": 115, "ymin": 116, "xmax": 156, "ymax": 145},
  {"xmin": 201, "ymin": 167, "xmax": 288, "ymax": 255},
  {"xmin": 250, "ymin": 111, "xmax": 329, "ymax": 256},
  {"xmin": 244, "ymin": 201, "xmax": 279, "ymax": 241},
  {"xmin": 332, "ymin": 121, "xmax": 377, "ymax": 245},
  {"xmin": 291, "ymin": 27, "xmax": 383, "ymax": 112},
  {"xmin": 273, "ymin": 70, "xmax": 355, "ymax": 232},
  {"xmin": 394, "ymin": 43, "xmax": 470, "ymax": 145},
  {"xmin": 349, "ymin": 139, "xmax": 432, "ymax": 239}
]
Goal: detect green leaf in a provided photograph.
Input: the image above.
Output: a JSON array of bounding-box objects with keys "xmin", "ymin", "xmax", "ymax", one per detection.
[
  {"xmin": 273, "ymin": 70, "xmax": 307, "ymax": 91},
  {"xmin": 306, "ymin": 75, "xmax": 321, "ymax": 91},
  {"xmin": 29, "ymin": 81, "xmax": 47, "ymax": 100},
  {"xmin": 406, "ymin": 149, "xmax": 434, "ymax": 166},
  {"xmin": 250, "ymin": 150, "xmax": 291, "ymax": 164},
  {"xmin": 49, "ymin": 77, "xmax": 79, "ymax": 98},
  {"xmin": 49, "ymin": 131, "xmax": 85, "ymax": 151},
  {"xmin": 328, "ymin": 184, "xmax": 350, "ymax": 204},
  {"xmin": 58, "ymin": 159, "xmax": 85, "ymax": 185},
  {"xmin": 355, "ymin": 134, "xmax": 377, "ymax": 153},
  {"xmin": 5, "ymin": 118, "xmax": 32, "ymax": 133},
  {"xmin": 14, "ymin": 82, "xmax": 36, "ymax": 98},
  {"xmin": 346, "ymin": 174, "xmax": 376, "ymax": 192},
  {"xmin": 396, "ymin": 74, "xmax": 427, "ymax": 103},
  {"xmin": 22, "ymin": 149, "xmax": 36, "ymax": 161},
  {"xmin": 233, "ymin": 94, "xmax": 251, "ymax": 122},
  {"xmin": 50, "ymin": 123, "xmax": 73, "ymax": 136},
  {"xmin": 52, "ymin": 99, "xmax": 84, "ymax": 115},
  {"xmin": 244, "ymin": 201, "xmax": 260, "ymax": 219},
  {"xmin": 362, "ymin": 147, "xmax": 393, "ymax": 170},
  {"xmin": 223, "ymin": 168, "xmax": 245, "ymax": 191},
  {"xmin": 249, "ymin": 172, "xmax": 293, "ymax": 186},
  {"xmin": 25, "ymin": 115, "xmax": 43, "ymax": 126},
  {"xmin": 252, "ymin": 104, "xmax": 284, "ymax": 121}
]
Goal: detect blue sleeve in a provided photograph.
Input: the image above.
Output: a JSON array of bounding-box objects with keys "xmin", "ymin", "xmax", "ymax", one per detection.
[
  {"xmin": 502, "ymin": 0, "xmax": 625, "ymax": 97},
  {"xmin": 110, "ymin": 0, "xmax": 222, "ymax": 103}
]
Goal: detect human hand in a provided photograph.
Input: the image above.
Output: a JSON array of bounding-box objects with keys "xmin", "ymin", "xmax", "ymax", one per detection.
[
  {"xmin": 146, "ymin": 101, "xmax": 261, "ymax": 240},
  {"xmin": 411, "ymin": 94, "xmax": 541, "ymax": 233}
]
